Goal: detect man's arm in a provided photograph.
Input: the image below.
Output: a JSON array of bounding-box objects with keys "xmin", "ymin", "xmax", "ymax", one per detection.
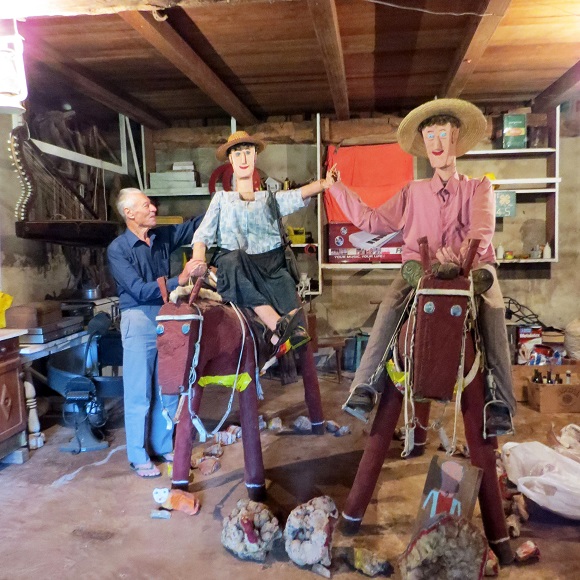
[
  {"xmin": 107, "ymin": 241, "xmax": 164, "ymax": 303},
  {"xmin": 328, "ymin": 181, "xmax": 407, "ymax": 235},
  {"xmin": 169, "ymin": 214, "xmax": 205, "ymax": 250}
]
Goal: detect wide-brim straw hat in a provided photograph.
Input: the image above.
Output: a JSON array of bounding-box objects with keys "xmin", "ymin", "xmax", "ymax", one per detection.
[
  {"xmin": 216, "ymin": 130, "xmax": 266, "ymax": 162},
  {"xmin": 397, "ymin": 98, "xmax": 486, "ymax": 158}
]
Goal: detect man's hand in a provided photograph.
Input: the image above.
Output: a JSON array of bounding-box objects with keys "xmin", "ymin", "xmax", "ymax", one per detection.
[{"xmin": 178, "ymin": 258, "xmax": 207, "ymax": 286}]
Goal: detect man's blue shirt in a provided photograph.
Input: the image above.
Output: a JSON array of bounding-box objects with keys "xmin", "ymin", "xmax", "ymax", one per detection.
[{"xmin": 107, "ymin": 216, "xmax": 203, "ymax": 311}]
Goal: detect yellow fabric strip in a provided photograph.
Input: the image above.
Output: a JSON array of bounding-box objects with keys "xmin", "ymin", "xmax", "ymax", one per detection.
[{"xmin": 197, "ymin": 373, "xmax": 252, "ymax": 392}]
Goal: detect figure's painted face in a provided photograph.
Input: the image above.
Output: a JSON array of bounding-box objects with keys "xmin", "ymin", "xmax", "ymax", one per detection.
[
  {"xmin": 229, "ymin": 145, "xmax": 256, "ymax": 182},
  {"xmin": 421, "ymin": 122, "xmax": 459, "ymax": 170}
]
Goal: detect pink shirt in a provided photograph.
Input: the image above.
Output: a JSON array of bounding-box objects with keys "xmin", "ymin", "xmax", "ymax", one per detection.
[{"xmin": 328, "ymin": 172, "xmax": 496, "ymax": 264}]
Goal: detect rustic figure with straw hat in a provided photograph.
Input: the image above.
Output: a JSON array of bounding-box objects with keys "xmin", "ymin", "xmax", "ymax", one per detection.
[
  {"xmin": 190, "ymin": 130, "xmax": 337, "ymax": 370},
  {"xmin": 328, "ymin": 98, "xmax": 515, "ymax": 435}
]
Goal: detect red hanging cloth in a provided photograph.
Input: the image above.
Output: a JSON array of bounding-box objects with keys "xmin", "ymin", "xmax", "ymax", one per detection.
[{"xmin": 324, "ymin": 143, "xmax": 414, "ymax": 223}]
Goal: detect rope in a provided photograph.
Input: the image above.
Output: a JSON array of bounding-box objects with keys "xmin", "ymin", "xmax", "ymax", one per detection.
[{"xmin": 186, "ymin": 300, "xmax": 249, "ymax": 442}]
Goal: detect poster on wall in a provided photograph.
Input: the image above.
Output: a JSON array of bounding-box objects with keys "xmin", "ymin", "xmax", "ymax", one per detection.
[{"xmin": 496, "ymin": 190, "xmax": 516, "ymax": 217}]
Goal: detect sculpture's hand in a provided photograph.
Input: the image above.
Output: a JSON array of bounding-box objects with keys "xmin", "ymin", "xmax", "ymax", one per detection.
[
  {"xmin": 321, "ymin": 163, "xmax": 340, "ymax": 189},
  {"xmin": 436, "ymin": 246, "xmax": 461, "ymax": 265}
]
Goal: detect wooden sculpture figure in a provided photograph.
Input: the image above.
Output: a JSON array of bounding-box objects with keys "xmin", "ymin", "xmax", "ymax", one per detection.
[
  {"xmin": 339, "ymin": 238, "xmax": 514, "ymax": 564},
  {"xmin": 326, "ymin": 98, "xmax": 516, "ymax": 564},
  {"xmin": 189, "ymin": 130, "xmax": 336, "ymax": 371},
  {"xmin": 328, "ymin": 98, "xmax": 515, "ymax": 437}
]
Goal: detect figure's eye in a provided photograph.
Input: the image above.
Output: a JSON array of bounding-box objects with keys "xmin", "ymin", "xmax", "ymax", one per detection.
[
  {"xmin": 426, "ymin": 132, "xmax": 434, "ymax": 140},
  {"xmin": 440, "ymin": 130, "xmax": 447, "ymax": 138}
]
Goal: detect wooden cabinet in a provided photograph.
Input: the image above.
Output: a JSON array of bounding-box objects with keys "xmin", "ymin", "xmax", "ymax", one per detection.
[{"xmin": 0, "ymin": 336, "xmax": 27, "ymax": 457}]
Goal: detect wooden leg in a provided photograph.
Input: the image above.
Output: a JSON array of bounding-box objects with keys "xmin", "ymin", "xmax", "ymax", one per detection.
[
  {"xmin": 461, "ymin": 375, "xmax": 514, "ymax": 565},
  {"xmin": 171, "ymin": 385, "xmax": 202, "ymax": 491},
  {"xmin": 239, "ymin": 376, "xmax": 266, "ymax": 501},
  {"xmin": 23, "ymin": 365, "xmax": 44, "ymax": 450},
  {"xmin": 297, "ymin": 343, "xmax": 325, "ymax": 434},
  {"xmin": 341, "ymin": 381, "xmax": 403, "ymax": 533}
]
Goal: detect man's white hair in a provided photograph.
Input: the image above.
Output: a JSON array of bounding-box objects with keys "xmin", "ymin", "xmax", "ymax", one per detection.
[{"xmin": 116, "ymin": 188, "xmax": 143, "ymax": 222}]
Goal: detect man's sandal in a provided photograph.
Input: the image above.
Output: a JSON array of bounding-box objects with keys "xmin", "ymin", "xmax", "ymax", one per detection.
[
  {"xmin": 151, "ymin": 452, "xmax": 174, "ymax": 463},
  {"xmin": 130, "ymin": 461, "xmax": 161, "ymax": 478}
]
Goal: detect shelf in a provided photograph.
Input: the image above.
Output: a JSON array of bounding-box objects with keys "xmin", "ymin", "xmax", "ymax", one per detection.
[
  {"xmin": 291, "ymin": 243, "xmax": 318, "ymax": 248},
  {"xmin": 497, "ymin": 188, "xmax": 556, "ymax": 194},
  {"xmin": 322, "ymin": 262, "xmax": 402, "ymax": 270},
  {"xmin": 491, "ymin": 177, "xmax": 560, "ymax": 186},
  {"xmin": 498, "ymin": 258, "xmax": 557, "ymax": 264},
  {"xmin": 145, "ymin": 187, "xmax": 210, "ymax": 197},
  {"xmin": 464, "ymin": 148, "xmax": 556, "ymax": 157}
]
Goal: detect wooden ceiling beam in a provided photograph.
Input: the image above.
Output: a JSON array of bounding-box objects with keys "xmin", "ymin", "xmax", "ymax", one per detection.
[
  {"xmin": 119, "ymin": 11, "xmax": 257, "ymax": 125},
  {"xmin": 533, "ymin": 60, "xmax": 580, "ymax": 113},
  {"xmin": 441, "ymin": 0, "xmax": 512, "ymax": 98},
  {"xmin": 306, "ymin": 0, "xmax": 349, "ymax": 120},
  {"xmin": 24, "ymin": 34, "xmax": 170, "ymax": 129},
  {"xmin": 7, "ymin": 0, "xmax": 298, "ymax": 19}
]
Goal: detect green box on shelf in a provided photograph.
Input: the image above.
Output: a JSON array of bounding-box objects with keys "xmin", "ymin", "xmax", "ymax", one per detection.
[{"xmin": 502, "ymin": 114, "xmax": 527, "ymax": 148}]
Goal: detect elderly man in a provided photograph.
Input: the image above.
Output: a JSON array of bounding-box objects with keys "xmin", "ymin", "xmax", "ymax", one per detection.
[
  {"xmin": 107, "ymin": 188, "xmax": 203, "ymax": 477},
  {"xmin": 329, "ymin": 98, "xmax": 515, "ymax": 436}
]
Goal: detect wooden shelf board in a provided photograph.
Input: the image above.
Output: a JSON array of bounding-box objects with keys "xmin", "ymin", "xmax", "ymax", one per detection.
[
  {"xmin": 322, "ymin": 262, "xmax": 402, "ymax": 270},
  {"xmin": 464, "ymin": 148, "xmax": 556, "ymax": 156}
]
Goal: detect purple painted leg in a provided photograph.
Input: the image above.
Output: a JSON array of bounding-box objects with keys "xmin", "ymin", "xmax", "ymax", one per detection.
[
  {"xmin": 298, "ymin": 343, "xmax": 325, "ymax": 434},
  {"xmin": 239, "ymin": 375, "xmax": 266, "ymax": 501},
  {"xmin": 172, "ymin": 383, "xmax": 203, "ymax": 491}
]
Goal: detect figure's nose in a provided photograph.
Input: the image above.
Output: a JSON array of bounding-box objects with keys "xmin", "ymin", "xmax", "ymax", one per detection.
[{"xmin": 433, "ymin": 134, "xmax": 443, "ymax": 149}]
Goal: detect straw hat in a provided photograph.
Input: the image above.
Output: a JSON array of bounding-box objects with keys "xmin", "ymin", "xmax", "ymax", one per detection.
[
  {"xmin": 397, "ymin": 98, "xmax": 486, "ymax": 158},
  {"xmin": 216, "ymin": 130, "xmax": 266, "ymax": 162}
]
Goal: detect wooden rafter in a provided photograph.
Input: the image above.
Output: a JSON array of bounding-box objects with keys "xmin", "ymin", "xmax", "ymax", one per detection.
[
  {"xmin": 533, "ymin": 60, "xmax": 580, "ymax": 113},
  {"xmin": 441, "ymin": 0, "xmax": 512, "ymax": 98},
  {"xmin": 24, "ymin": 34, "xmax": 170, "ymax": 129},
  {"xmin": 8, "ymin": 0, "xmax": 297, "ymax": 19},
  {"xmin": 306, "ymin": 0, "xmax": 349, "ymax": 120},
  {"xmin": 119, "ymin": 11, "xmax": 257, "ymax": 125}
]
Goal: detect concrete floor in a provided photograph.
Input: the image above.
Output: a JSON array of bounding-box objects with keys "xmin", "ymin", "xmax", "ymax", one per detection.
[{"xmin": 1, "ymin": 372, "xmax": 579, "ymax": 580}]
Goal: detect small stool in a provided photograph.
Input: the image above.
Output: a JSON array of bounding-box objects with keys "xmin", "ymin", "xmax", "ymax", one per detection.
[{"xmin": 317, "ymin": 337, "xmax": 347, "ymax": 382}]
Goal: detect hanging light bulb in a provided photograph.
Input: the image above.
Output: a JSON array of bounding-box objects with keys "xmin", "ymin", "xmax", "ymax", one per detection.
[{"xmin": 0, "ymin": 19, "xmax": 27, "ymax": 115}]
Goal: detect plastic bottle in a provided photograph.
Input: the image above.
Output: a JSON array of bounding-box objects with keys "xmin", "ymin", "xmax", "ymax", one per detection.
[
  {"xmin": 542, "ymin": 242, "xmax": 552, "ymax": 259},
  {"xmin": 496, "ymin": 243, "xmax": 505, "ymax": 260}
]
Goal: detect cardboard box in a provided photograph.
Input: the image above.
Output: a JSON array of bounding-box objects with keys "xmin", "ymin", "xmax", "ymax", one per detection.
[
  {"xmin": 516, "ymin": 325, "xmax": 542, "ymax": 364},
  {"xmin": 327, "ymin": 223, "xmax": 403, "ymax": 263},
  {"xmin": 511, "ymin": 364, "xmax": 578, "ymax": 402},
  {"xmin": 527, "ymin": 378, "xmax": 580, "ymax": 413},
  {"xmin": 495, "ymin": 114, "xmax": 527, "ymax": 149}
]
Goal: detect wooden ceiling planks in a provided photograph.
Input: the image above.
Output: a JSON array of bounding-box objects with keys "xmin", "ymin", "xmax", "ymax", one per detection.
[{"xmin": 13, "ymin": 0, "xmax": 580, "ymax": 124}]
